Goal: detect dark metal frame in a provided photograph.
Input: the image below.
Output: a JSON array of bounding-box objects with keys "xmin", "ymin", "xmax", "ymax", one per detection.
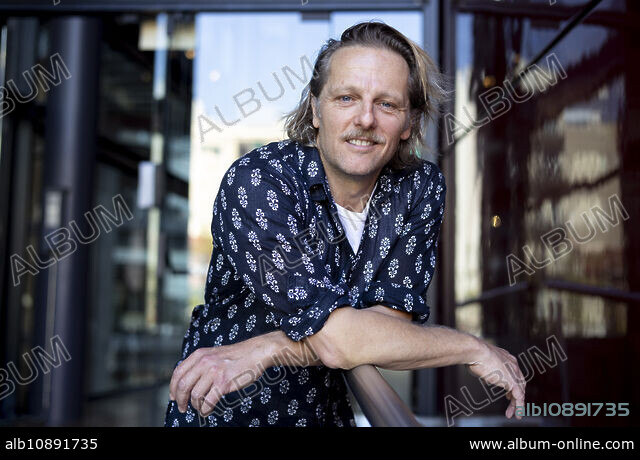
[{"xmin": 0, "ymin": 0, "xmax": 429, "ymax": 13}]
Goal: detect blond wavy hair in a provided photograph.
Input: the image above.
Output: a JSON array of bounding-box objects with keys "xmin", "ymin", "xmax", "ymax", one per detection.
[{"xmin": 283, "ymin": 21, "xmax": 448, "ymax": 171}]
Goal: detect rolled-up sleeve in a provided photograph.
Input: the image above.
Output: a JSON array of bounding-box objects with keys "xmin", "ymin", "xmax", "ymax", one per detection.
[
  {"xmin": 360, "ymin": 163, "xmax": 446, "ymax": 323},
  {"xmin": 212, "ymin": 158, "xmax": 351, "ymax": 341}
]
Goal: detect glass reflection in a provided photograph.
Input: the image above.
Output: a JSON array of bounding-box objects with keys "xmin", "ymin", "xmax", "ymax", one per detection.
[{"xmin": 450, "ymin": 0, "xmax": 637, "ymax": 426}]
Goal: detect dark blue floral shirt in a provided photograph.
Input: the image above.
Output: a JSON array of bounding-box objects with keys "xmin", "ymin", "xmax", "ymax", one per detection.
[{"xmin": 164, "ymin": 139, "xmax": 446, "ymax": 427}]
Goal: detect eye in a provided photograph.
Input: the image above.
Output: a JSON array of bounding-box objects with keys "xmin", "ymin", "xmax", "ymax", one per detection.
[
  {"xmin": 379, "ymin": 101, "xmax": 395, "ymax": 110},
  {"xmin": 339, "ymin": 95, "xmax": 353, "ymax": 102}
]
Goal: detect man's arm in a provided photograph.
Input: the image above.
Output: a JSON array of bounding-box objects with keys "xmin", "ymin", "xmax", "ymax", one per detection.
[
  {"xmin": 258, "ymin": 305, "xmax": 480, "ymax": 371},
  {"xmin": 254, "ymin": 305, "xmax": 525, "ymax": 420},
  {"xmin": 308, "ymin": 307, "xmax": 479, "ymax": 370},
  {"xmin": 169, "ymin": 304, "xmax": 411, "ymax": 415},
  {"xmin": 258, "ymin": 304, "xmax": 412, "ymax": 369},
  {"xmin": 172, "ymin": 304, "xmax": 524, "ymax": 420}
]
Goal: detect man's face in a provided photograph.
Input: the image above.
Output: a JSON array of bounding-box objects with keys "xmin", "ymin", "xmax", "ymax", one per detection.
[{"xmin": 311, "ymin": 45, "xmax": 412, "ymax": 184}]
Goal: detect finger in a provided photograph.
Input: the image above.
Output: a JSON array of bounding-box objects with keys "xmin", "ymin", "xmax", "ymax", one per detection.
[
  {"xmin": 483, "ymin": 369, "xmax": 504, "ymax": 387},
  {"xmin": 201, "ymin": 386, "xmax": 225, "ymax": 417},
  {"xmin": 504, "ymin": 389, "xmax": 513, "ymax": 418},
  {"xmin": 175, "ymin": 364, "xmax": 206, "ymax": 413},
  {"xmin": 507, "ymin": 396, "xmax": 517, "ymax": 418},
  {"xmin": 190, "ymin": 368, "xmax": 218, "ymax": 413},
  {"xmin": 506, "ymin": 402, "xmax": 514, "ymax": 419},
  {"xmin": 504, "ymin": 360, "xmax": 524, "ymax": 385},
  {"xmin": 511, "ymin": 384, "xmax": 526, "ymax": 420},
  {"xmin": 169, "ymin": 350, "xmax": 203, "ymax": 400},
  {"xmin": 506, "ymin": 385, "xmax": 519, "ymax": 417},
  {"xmin": 170, "ymin": 359, "xmax": 192, "ymax": 400}
]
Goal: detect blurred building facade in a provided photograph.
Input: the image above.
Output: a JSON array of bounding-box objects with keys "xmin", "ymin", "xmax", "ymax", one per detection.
[{"xmin": 0, "ymin": 0, "xmax": 637, "ymax": 427}]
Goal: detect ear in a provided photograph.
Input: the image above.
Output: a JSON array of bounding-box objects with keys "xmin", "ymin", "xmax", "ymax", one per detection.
[
  {"xmin": 400, "ymin": 112, "xmax": 413, "ymax": 141},
  {"xmin": 311, "ymin": 96, "xmax": 320, "ymax": 129}
]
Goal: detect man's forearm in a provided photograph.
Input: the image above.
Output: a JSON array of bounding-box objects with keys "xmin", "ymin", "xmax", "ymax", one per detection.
[
  {"xmin": 307, "ymin": 306, "xmax": 486, "ymax": 370},
  {"xmin": 255, "ymin": 305, "xmax": 485, "ymax": 372}
]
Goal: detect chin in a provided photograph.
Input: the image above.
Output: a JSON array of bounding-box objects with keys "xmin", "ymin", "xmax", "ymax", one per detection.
[{"xmin": 341, "ymin": 164, "xmax": 379, "ymax": 177}]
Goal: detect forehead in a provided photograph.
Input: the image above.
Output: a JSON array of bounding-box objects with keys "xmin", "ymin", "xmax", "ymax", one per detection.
[{"xmin": 324, "ymin": 45, "xmax": 410, "ymax": 98}]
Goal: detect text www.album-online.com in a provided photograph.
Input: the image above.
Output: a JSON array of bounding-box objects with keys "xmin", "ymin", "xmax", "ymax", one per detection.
[{"xmin": 469, "ymin": 438, "xmax": 634, "ymax": 451}]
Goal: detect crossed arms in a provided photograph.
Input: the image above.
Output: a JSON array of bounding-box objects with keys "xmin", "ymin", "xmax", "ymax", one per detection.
[{"xmin": 169, "ymin": 303, "xmax": 526, "ymax": 421}]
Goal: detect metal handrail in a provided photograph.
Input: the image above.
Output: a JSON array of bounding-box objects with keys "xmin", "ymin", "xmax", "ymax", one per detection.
[
  {"xmin": 456, "ymin": 278, "xmax": 640, "ymax": 307},
  {"xmin": 344, "ymin": 365, "xmax": 422, "ymax": 427}
]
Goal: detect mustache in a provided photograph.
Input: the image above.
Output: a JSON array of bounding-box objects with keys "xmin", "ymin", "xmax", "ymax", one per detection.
[{"xmin": 341, "ymin": 130, "xmax": 385, "ymax": 144}]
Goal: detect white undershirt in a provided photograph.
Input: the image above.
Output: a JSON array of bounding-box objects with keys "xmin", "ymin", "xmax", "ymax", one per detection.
[{"xmin": 334, "ymin": 183, "xmax": 377, "ymax": 254}]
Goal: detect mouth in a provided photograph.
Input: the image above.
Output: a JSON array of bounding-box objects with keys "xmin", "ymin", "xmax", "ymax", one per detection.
[{"xmin": 345, "ymin": 138, "xmax": 379, "ymax": 148}]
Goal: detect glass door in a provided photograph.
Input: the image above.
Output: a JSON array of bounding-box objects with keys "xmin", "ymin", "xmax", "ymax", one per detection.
[{"xmin": 85, "ymin": 13, "xmax": 194, "ymax": 426}]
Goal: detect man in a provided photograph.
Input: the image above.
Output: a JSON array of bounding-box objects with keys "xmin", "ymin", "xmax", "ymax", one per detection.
[{"xmin": 165, "ymin": 21, "xmax": 525, "ymax": 427}]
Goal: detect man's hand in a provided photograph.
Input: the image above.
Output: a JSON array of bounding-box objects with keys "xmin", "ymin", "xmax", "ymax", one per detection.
[
  {"xmin": 169, "ymin": 336, "xmax": 272, "ymax": 417},
  {"xmin": 168, "ymin": 304, "xmax": 408, "ymax": 416},
  {"xmin": 464, "ymin": 341, "xmax": 527, "ymax": 420},
  {"xmin": 342, "ymin": 305, "xmax": 526, "ymax": 422},
  {"xmin": 168, "ymin": 330, "xmax": 323, "ymax": 417}
]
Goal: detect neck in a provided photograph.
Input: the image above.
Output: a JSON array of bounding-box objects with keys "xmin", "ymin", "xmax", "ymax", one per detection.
[{"xmin": 326, "ymin": 172, "xmax": 377, "ymax": 213}]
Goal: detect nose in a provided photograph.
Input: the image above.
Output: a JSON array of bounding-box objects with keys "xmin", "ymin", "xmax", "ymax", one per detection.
[{"xmin": 354, "ymin": 100, "xmax": 376, "ymax": 130}]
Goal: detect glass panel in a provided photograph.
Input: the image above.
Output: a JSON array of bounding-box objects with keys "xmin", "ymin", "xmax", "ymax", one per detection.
[
  {"xmin": 161, "ymin": 191, "xmax": 190, "ymax": 326},
  {"xmin": 98, "ymin": 17, "xmax": 153, "ymax": 160},
  {"xmin": 453, "ymin": 1, "xmax": 634, "ymax": 302},
  {"xmin": 450, "ymin": 0, "xmax": 639, "ymax": 426},
  {"xmin": 538, "ymin": 290, "xmax": 627, "ymax": 338},
  {"xmin": 87, "ymin": 14, "xmax": 193, "ymax": 402},
  {"xmin": 88, "ymin": 163, "xmax": 149, "ymax": 393}
]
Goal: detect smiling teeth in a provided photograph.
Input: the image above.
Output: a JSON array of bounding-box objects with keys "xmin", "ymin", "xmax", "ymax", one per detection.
[{"xmin": 348, "ymin": 139, "xmax": 374, "ymax": 146}]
